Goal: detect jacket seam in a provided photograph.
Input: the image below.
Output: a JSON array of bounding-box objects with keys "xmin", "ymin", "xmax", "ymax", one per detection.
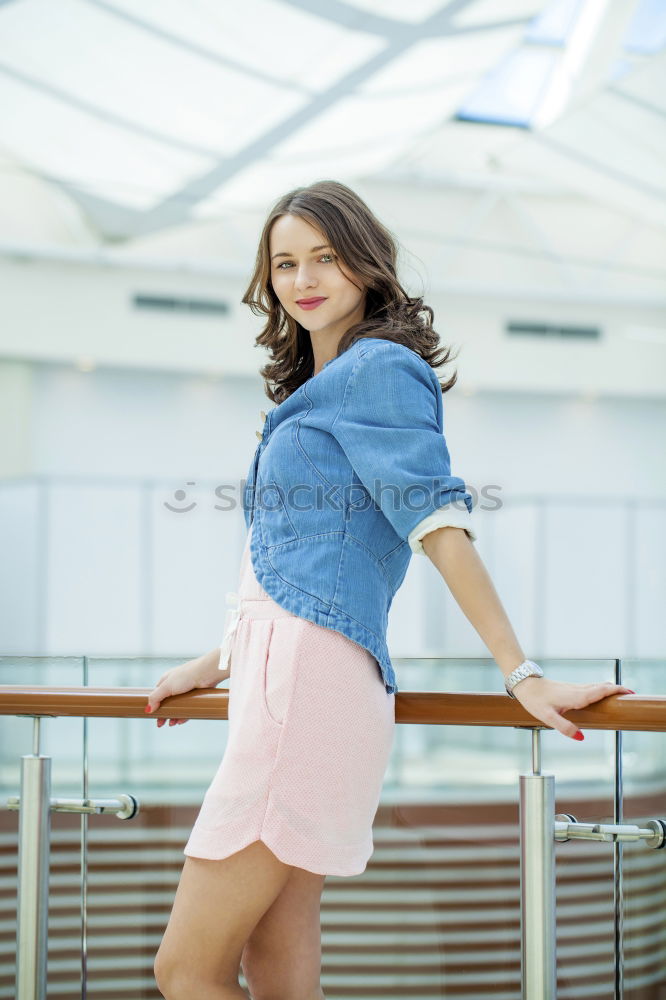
[
  {"xmin": 329, "ymin": 602, "xmax": 384, "ymax": 643},
  {"xmin": 359, "ymin": 339, "xmax": 439, "ymax": 393},
  {"xmin": 264, "ymin": 549, "xmax": 333, "ymax": 612},
  {"xmin": 262, "ymin": 547, "xmax": 385, "ymax": 644},
  {"xmin": 266, "ymin": 530, "xmax": 396, "ymax": 589},
  {"xmin": 331, "ymin": 526, "xmax": 346, "ymax": 628},
  {"xmin": 331, "ymin": 341, "xmax": 384, "ymax": 430},
  {"xmin": 330, "ymin": 341, "xmax": 437, "ymax": 557},
  {"xmin": 250, "ymin": 532, "xmax": 399, "ymax": 693},
  {"xmin": 262, "ymin": 480, "xmax": 299, "ymax": 542},
  {"xmin": 381, "ymin": 538, "xmax": 405, "ymax": 563},
  {"xmin": 296, "ymin": 386, "xmax": 344, "ymax": 501},
  {"xmin": 331, "ymin": 339, "xmax": 438, "ymax": 435}
]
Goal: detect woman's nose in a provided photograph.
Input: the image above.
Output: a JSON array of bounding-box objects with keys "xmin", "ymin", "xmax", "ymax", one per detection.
[{"xmin": 294, "ymin": 266, "xmax": 318, "ymax": 290}]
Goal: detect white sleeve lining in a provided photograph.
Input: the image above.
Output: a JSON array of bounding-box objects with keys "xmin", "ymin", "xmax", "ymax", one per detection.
[{"xmin": 408, "ymin": 504, "xmax": 477, "ymax": 555}]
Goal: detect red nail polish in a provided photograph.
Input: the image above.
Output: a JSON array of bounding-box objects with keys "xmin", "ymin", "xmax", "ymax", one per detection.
[
  {"xmin": 624, "ymin": 689, "xmax": 636, "ymax": 694},
  {"xmin": 573, "ymin": 730, "xmax": 584, "ymax": 741},
  {"xmin": 145, "ymin": 705, "xmax": 152, "ymax": 714}
]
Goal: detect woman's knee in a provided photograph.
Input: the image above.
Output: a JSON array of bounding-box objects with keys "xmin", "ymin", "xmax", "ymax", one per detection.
[
  {"xmin": 154, "ymin": 947, "xmax": 189, "ymax": 998},
  {"xmin": 153, "ymin": 944, "xmax": 171, "ymax": 995},
  {"xmin": 154, "ymin": 946, "xmax": 240, "ymax": 998}
]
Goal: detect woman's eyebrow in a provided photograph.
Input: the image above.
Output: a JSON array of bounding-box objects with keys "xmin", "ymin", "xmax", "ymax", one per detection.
[{"xmin": 271, "ymin": 244, "xmax": 332, "ymax": 261}]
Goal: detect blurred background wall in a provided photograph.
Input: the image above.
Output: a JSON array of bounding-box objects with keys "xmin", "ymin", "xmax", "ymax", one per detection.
[{"xmin": 0, "ymin": 0, "xmax": 664, "ymax": 672}]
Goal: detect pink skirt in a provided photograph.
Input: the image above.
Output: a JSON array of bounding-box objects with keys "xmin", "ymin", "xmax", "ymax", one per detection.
[{"xmin": 183, "ymin": 525, "xmax": 396, "ymax": 877}]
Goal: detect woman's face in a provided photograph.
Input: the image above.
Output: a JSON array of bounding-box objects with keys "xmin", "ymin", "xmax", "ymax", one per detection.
[{"xmin": 269, "ymin": 213, "xmax": 366, "ymax": 337}]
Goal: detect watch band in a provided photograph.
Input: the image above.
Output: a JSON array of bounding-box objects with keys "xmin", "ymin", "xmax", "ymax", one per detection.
[{"xmin": 505, "ymin": 659, "xmax": 544, "ymax": 698}]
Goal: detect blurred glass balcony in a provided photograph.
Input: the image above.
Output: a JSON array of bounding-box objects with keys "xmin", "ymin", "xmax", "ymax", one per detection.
[{"xmin": 0, "ymin": 656, "xmax": 664, "ymax": 999}]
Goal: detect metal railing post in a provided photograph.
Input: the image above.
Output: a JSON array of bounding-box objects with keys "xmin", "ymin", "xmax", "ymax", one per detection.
[
  {"xmin": 9, "ymin": 707, "xmax": 140, "ymax": 1000},
  {"xmin": 519, "ymin": 728, "xmax": 557, "ymax": 1000},
  {"xmin": 614, "ymin": 658, "xmax": 624, "ymax": 1000},
  {"xmin": 16, "ymin": 718, "xmax": 50, "ymax": 1000}
]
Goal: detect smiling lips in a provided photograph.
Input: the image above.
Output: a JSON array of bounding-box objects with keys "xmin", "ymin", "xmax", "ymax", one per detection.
[{"xmin": 296, "ymin": 297, "xmax": 327, "ymax": 310}]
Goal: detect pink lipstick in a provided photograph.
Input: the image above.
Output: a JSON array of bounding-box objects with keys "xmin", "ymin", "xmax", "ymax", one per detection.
[{"xmin": 296, "ymin": 297, "xmax": 327, "ymax": 310}]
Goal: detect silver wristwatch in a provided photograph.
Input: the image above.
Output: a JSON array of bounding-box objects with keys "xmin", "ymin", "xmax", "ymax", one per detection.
[{"xmin": 505, "ymin": 659, "xmax": 544, "ymax": 698}]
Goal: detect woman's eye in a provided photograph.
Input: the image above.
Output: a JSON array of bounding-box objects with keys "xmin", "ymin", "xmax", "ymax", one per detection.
[{"xmin": 276, "ymin": 253, "xmax": 336, "ymax": 270}]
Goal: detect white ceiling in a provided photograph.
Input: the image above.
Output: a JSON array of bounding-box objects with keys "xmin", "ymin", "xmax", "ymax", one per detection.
[{"xmin": 0, "ymin": 0, "xmax": 664, "ymax": 304}]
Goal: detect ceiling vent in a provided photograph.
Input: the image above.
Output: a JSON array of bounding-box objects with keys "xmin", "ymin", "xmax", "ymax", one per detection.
[
  {"xmin": 506, "ymin": 321, "xmax": 600, "ymax": 340},
  {"xmin": 132, "ymin": 293, "xmax": 230, "ymax": 316}
]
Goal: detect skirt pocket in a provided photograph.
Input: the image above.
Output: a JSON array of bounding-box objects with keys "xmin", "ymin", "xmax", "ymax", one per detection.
[{"xmin": 261, "ymin": 617, "xmax": 298, "ymax": 729}]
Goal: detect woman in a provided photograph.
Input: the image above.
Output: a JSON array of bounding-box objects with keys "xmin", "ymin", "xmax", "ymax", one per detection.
[{"xmin": 146, "ymin": 180, "xmax": 634, "ymax": 1000}]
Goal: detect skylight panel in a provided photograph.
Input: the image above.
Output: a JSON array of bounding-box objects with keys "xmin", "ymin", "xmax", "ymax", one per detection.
[
  {"xmin": 606, "ymin": 58, "xmax": 632, "ymax": 83},
  {"xmin": 623, "ymin": 0, "xmax": 666, "ymax": 54},
  {"xmin": 96, "ymin": 0, "xmax": 386, "ymax": 90},
  {"xmin": 359, "ymin": 26, "xmax": 524, "ymax": 96},
  {"xmin": 455, "ymin": 46, "xmax": 560, "ymax": 127},
  {"xmin": 454, "ymin": 0, "xmax": 614, "ymax": 129},
  {"xmin": 0, "ymin": 76, "xmax": 211, "ymax": 210},
  {"xmin": 267, "ymin": 87, "xmax": 473, "ymax": 165},
  {"xmin": 0, "ymin": 0, "xmax": 306, "ymax": 157},
  {"xmin": 524, "ymin": 0, "xmax": 584, "ymax": 44}
]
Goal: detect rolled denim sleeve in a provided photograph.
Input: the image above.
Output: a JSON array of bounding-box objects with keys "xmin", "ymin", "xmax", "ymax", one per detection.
[
  {"xmin": 331, "ymin": 341, "xmax": 476, "ymax": 548},
  {"xmin": 408, "ymin": 503, "xmax": 477, "ymax": 553}
]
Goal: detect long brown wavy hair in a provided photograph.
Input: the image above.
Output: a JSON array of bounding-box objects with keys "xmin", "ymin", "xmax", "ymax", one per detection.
[{"xmin": 241, "ymin": 179, "xmax": 459, "ymax": 404}]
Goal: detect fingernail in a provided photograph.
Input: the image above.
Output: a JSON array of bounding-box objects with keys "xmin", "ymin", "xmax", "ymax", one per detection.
[
  {"xmin": 144, "ymin": 705, "xmax": 152, "ymax": 714},
  {"xmin": 573, "ymin": 730, "xmax": 585, "ymax": 741},
  {"xmin": 624, "ymin": 689, "xmax": 636, "ymax": 694}
]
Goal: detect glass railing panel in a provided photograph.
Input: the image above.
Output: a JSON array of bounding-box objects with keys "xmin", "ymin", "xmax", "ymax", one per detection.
[
  {"xmin": 2, "ymin": 655, "xmax": 657, "ymax": 998},
  {"xmin": 540, "ymin": 658, "xmax": 619, "ymax": 1000},
  {"xmin": 78, "ymin": 655, "xmax": 531, "ymax": 998},
  {"xmin": 392, "ymin": 657, "xmax": 619, "ymax": 1000},
  {"xmin": 361, "ymin": 657, "xmax": 525, "ymax": 1000},
  {"xmin": 80, "ymin": 656, "xmax": 228, "ymax": 999},
  {"xmin": 618, "ymin": 658, "xmax": 666, "ymax": 1000},
  {"xmin": 0, "ymin": 656, "xmax": 86, "ymax": 798}
]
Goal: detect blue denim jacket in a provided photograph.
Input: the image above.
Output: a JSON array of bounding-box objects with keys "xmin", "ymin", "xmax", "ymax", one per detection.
[{"xmin": 243, "ymin": 337, "xmax": 476, "ymax": 694}]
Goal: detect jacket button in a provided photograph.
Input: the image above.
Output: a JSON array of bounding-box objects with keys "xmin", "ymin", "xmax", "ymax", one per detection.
[
  {"xmin": 260, "ymin": 410, "xmax": 267, "ymax": 423},
  {"xmin": 255, "ymin": 430, "xmax": 262, "ymax": 441}
]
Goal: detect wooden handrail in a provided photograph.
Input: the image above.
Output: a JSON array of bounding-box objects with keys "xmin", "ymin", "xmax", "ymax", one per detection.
[{"xmin": 0, "ymin": 685, "xmax": 664, "ymax": 731}]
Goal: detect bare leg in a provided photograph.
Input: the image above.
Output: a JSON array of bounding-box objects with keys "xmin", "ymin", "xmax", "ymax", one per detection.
[
  {"xmin": 154, "ymin": 840, "xmax": 293, "ymax": 999},
  {"xmin": 241, "ymin": 865, "xmax": 326, "ymax": 1000}
]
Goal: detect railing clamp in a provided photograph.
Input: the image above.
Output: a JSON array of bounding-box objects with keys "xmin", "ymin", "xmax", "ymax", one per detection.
[
  {"xmin": 554, "ymin": 813, "xmax": 666, "ymax": 848},
  {"xmin": 7, "ymin": 793, "xmax": 140, "ymax": 820}
]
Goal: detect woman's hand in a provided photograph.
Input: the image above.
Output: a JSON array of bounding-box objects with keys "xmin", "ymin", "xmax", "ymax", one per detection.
[
  {"xmin": 145, "ymin": 652, "xmax": 230, "ymax": 728},
  {"xmin": 510, "ymin": 677, "xmax": 635, "ymax": 740}
]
